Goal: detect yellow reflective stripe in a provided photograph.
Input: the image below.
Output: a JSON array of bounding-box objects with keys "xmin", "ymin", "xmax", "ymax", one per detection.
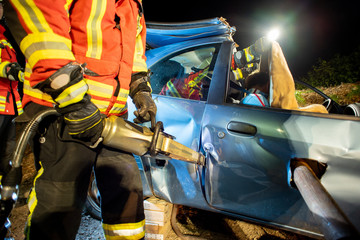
[
  {"xmin": 232, "ymin": 68, "xmax": 243, "ymax": 80},
  {"xmin": 20, "ymin": 32, "xmax": 75, "ymax": 68},
  {"xmin": 119, "ymin": 88, "xmax": 130, "ymax": 96},
  {"xmin": 18, "ymin": 71, "xmax": 25, "ymax": 82},
  {"xmin": 132, "ymin": 36, "xmax": 147, "ymax": 72},
  {"xmin": 132, "ymin": 15, "xmax": 147, "ymax": 72},
  {"xmin": 0, "ymin": 96, "xmax": 6, "ymax": 102},
  {"xmin": 16, "ymin": 100, "xmax": 23, "ymax": 114},
  {"xmin": 21, "ymin": 32, "xmax": 74, "ymax": 68},
  {"xmin": 86, "ymin": 0, "xmax": 106, "ymax": 59},
  {"xmin": 108, "ymin": 103, "xmax": 126, "ymax": 114},
  {"xmin": 85, "ymin": 79, "xmax": 113, "ymax": 90},
  {"xmin": 188, "ymin": 80, "xmax": 197, "ymax": 88},
  {"xmin": 23, "ymin": 80, "xmax": 54, "ymax": 103},
  {"xmin": 21, "ymin": 32, "xmax": 72, "ymax": 53},
  {"xmin": 166, "ymin": 81, "xmax": 181, "ymax": 98},
  {"xmin": 189, "ymin": 88, "xmax": 195, "ymax": 97},
  {"xmin": 103, "ymin": 220, "xmax": 145, "ymax": 240},
  {"xmin": 11, "ymin": 0, "xmax": 53, "ymax": 33},
  {"xmin": 25, "ymin": 64, "xmax": 32, "ymax": 78},
  {"xmin": 55, "ymin": 80, "xmax": 88, "ymax": 108},
  {"xmin": 115, "ymin": 95, "xmax": 128, "ymax": 103},
  {"xmin": 86, "ymin": 78, "xmax": 114, "ymax": 99},
  {"xmin": 26, "ymin": 162, "xmax": 44, "ymax": 231},
  {"xmin": 195, "ymin": 69, "xmax": 210, "ymax": 82},
  {"xmin": 104, "ymin": 231, "xmax": 145, "ymax": 240},
  {"xmin": 91, "ymin": 99, "xmax": 108, "ymax": 112},
  {"xmin": 247, "ymin": 63, "xmax": 254, "ymax": 68},
  {"xmin": 27, "ymin": 48, "xmax": 75, "ymax": 69},
  {"xmin": 0, "ymin": 40, "xmax": 13, "ymax": 49},
  {"xmin": 0, "ymin": 61, "xmax": 10, "ymax": 78},
  {"xmin": 88, "ymin": 88, "xmax": 111, "ymax": 99},
  {"xmin": 109, "ymin": 88, "xmax": 129, "ymax": 104},
  {"xmin": 244, "ymin": 47, "xmax": 254, "ymax": 62}
]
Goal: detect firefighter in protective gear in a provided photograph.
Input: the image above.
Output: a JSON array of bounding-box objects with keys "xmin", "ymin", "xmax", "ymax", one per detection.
[
  {"xmin": 0, "ymin": 0, "xmax": 24, "ymax": 181},
  {"xmin": 230, "ymin": 37, "xmax": 271, "ymax": 84},
  {"xmin": 4, "ymin": 0, "xmax": 155, "ymax": 239},
  {"xmin": 0, "ymin": 1, "xmax": 24, "ymax": 238}
]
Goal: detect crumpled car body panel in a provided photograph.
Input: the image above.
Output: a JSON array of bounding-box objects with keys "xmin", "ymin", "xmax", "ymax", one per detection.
[{"xmin": 126, "ymin": 20, "xmax": 360, "ymax": 238}]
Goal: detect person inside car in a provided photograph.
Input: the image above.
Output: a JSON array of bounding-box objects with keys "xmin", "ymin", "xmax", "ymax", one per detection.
[{"xmin": 240, "ymin": 70, "xmax": 270, "ymax": 107}]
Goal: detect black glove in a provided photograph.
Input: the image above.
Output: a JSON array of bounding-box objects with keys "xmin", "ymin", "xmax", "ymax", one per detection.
[
  {"xmin": 129, "ymin": 71, "xmax": 157, "ymax": 123},
  {"xmin": 62, "ymin": 96, "xmax": 104, "ymax": 144},
  {"xmin": 6, "ymin": 62, "xmax": 24, "ymax": 82},
  {"xmin": 132, "ymin": 91, "xmax": 157, "ymax": 123},
  {"xmin": 36, "ymin": 62, "xmax": 103, "ymax": 143}
]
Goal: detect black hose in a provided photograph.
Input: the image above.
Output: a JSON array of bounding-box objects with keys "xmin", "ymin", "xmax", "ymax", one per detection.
[
  {"xmin": 0, "ymin": 108, "xmax": 59, "ymax": 233},
  {"xmin": 12, "ymin": 108, "xmax": 59, "ymax": 168}
]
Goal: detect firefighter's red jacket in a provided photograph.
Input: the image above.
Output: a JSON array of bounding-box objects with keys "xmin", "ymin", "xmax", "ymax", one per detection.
[{"xmin": 0, "ymin": 25, "xmax": 23, "ymax": 116}]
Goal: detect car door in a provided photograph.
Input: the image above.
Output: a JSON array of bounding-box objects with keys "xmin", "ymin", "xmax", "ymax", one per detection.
[
  {"xmin": 131, "ymin": 42, "xmax": 223, "ymax": 205},
  {"xmin": 201, "ymin": 41, "xmax": 360, "ymax": 236}
]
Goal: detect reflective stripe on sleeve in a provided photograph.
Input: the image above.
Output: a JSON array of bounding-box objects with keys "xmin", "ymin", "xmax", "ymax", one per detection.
[
  {"xmin": 0, "ymin": 61, "xmax": 11, "ymax": 78},
  {"xmin": 20, "ymin": 33, "xmax": 75, "ymax": 68},
  {"xmin": 55, "ymin": 80, "xmax": 88, "ymax": 108}
]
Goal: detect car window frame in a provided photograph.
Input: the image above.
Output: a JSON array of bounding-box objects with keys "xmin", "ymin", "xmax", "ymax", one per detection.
[
  {"xmin": 218, "ymin": 42, "xmax": 360, "ymax": 121},
  {"xmin": 148, "ymin": 43, "xmax": 222, "ymax": 102}
]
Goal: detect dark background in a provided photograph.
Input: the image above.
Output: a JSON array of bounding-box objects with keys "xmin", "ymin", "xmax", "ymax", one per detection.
[{"xmin": 143, "ymin": 0, "xmax": 359, "ymax": 78}]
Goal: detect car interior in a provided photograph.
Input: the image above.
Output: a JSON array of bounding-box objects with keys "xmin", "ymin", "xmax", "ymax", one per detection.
[
  {"xmin": 227, "ymin": 42, "xmax": 329, "ymax": 114},
  {"xmin": 149, "ymin": 46, "xmax": 217, "ymax": 101}
]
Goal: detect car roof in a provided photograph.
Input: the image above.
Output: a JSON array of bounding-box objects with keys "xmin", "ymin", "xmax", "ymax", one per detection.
[{"xmin": 146, "ymin": 17, "xmax": 236, "ymax": 49}]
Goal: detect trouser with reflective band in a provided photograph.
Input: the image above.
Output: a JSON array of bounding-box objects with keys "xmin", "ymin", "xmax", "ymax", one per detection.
[
  {"xmin": 24, "ymin": 103, "xmax": 145, "ymax": 240},
  {"xmin": 0, "ymin": 115, "xmax": 16, "ymax": 177}
]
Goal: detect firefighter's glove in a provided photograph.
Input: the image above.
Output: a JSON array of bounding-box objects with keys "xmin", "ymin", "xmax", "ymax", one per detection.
[
  {"xmin": 5, "ymin": 62, "xmax": 24, "ymax": 82},
  {"xmin": 35, "ymin": 62, "xmax": 103, "ymax": 143},
  {"xmin": 35, "ymin": 62, "xmax": 89, "ymax": 109},
  {"xmin": 63, "ymin": 95, "xmax": 104, "ymax": 144},
  {"xmin": 253, "ymin": 37, "xmax": 271, "ymax": 55},
  {"xmin": 132, "ymin": 91, "xmax": 157, "ymax": 123},
  {"xmin": 129, "ymin": 72, "xmax": 157, "ymax": 123}
]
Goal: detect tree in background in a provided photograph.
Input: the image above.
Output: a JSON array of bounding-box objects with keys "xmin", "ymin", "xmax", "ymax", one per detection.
[{"xmin": 300, "ymin": 46, "xmax": 360, "ymax": 87}]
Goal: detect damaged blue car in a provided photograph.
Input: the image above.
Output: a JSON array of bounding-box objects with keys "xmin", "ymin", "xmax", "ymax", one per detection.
[{"xmin": 87, "ymin": 18, "xmax": 360, "ymax": 239}]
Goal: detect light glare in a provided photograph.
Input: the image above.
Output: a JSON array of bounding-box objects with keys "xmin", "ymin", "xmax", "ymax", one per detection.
[{"xmin": 268, "ymin": 28, "xmax": 280, "ymax": 41}]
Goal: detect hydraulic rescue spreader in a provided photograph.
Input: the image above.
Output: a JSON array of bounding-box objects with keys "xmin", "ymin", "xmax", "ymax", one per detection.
[{"xmin": 0, "ymin": 109, "xmax": 205, "ymax": 237}]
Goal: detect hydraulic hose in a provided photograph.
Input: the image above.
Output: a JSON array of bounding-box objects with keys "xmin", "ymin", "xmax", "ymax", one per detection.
[
  {"xmin": 0, "ymin": 108, "xmax": 59, "ymax": 233},
  {"xmin": 12, "ymin": 108, "xmax": 60, "ymax": 168}
]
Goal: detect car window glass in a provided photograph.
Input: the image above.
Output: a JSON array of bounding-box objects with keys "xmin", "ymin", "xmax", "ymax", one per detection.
[{"xmin": 149, "ymin": 45, "xmax": 218, "ymax": 101}]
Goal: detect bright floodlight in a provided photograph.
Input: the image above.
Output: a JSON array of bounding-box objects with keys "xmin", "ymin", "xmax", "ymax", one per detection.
[{"xmin": 267, "ymin": 28, "xmax": 280, "ymax": 41}]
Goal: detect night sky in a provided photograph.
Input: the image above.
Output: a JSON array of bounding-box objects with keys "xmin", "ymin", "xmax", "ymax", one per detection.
[{"xmin": 143, "ymin": 0, "xmax": 359, "ymax": 78}]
